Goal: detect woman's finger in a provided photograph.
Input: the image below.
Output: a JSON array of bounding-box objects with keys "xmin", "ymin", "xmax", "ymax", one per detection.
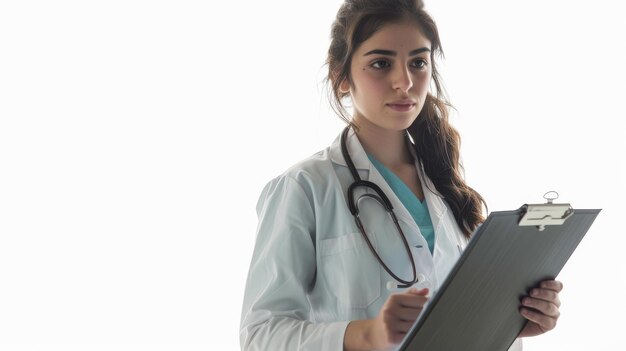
[
  {"xmin": 391, "ymin": 306, "xmax": 424, "ymax": 321},
  {"xmin": 521, "ymin": 297, "xmax": 560, "ymax": 318},
  {"xmin": 529, "ymin": 288, "xmax": 561, "ymax": 307},
  {"xmin": 520, "ymin": 308, "xmax": 558, "ymax": 332},
  {"xmin": 540, "ymin": 280, "xmax": 564, "ymax": 292},
  {"xmin": 390, "ymin": 293, "xmax": 429, "ymax": 309}
]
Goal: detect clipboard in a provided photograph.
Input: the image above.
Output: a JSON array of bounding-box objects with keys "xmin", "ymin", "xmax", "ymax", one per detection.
[{"xmin": 398, "ymin": 193, "xmax": 601, "ymax": 351}]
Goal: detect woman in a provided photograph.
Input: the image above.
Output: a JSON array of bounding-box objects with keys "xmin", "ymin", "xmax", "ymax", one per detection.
[{"xmin": 240, "ymin": 0, "xmax": 563, "ymax": 350}]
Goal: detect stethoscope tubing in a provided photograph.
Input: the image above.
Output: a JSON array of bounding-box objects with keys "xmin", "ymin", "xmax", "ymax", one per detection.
[{"xmin": 341, "ymin": 126, "xmax": 419, "ymax": 288}]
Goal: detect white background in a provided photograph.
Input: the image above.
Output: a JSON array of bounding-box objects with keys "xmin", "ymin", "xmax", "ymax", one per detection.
[{"xmin": 1, "ymin": 0, "xmax": 624, "ymax": 350}]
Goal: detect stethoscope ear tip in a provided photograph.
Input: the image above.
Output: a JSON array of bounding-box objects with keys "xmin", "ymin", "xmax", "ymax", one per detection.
[{"xmin": 386, "ymin": 281, "xmax": 398, "ymax": 290}]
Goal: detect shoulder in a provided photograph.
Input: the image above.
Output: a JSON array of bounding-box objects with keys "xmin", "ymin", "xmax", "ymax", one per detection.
[
  {"xmin": 269, "ymin": 136, "xmax": 342, "ymax": 187},
  {"xmin": 256, "ymin": 146, "xmax": 337, "ymax": 213},
  {"xmin": 284, "ymin": 147, "xmax": 335, "ymax": 185}
]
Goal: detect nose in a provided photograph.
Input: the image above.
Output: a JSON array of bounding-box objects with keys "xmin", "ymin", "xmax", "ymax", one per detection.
[{"xmin": 392, "ymin": 65, "xmax": 413, "ymax": 93}]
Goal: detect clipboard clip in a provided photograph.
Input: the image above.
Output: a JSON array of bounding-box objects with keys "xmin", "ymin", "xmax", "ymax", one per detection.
[{"xmin": 518, "ymin": 191, "xmax": 574, "ymax": 231}]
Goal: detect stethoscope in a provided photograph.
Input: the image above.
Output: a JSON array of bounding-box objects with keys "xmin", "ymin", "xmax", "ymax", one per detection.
[{"xmin": 340, "ymin": 125, "xmax": 419, "ymax": 289}]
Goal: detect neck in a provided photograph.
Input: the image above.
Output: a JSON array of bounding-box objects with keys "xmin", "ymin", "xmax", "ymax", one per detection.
[{"xmin": 352, "ymin": 118, "xmax": 413, "ymax": 169}]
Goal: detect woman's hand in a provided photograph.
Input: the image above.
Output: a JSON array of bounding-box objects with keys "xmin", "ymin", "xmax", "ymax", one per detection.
[
  {"xmin": 371, "ymin": 287, "xmax": 429, "ymax": 349},
  {"xmin": 518, "ymin": 280, "xmax": 563, "ymax": 338},
  {"xmin": 344, "ymin": 287, "xmax": 429, "ymax": 351}
]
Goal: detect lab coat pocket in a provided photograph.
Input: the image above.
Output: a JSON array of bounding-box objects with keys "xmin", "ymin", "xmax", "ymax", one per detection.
[{"xmin": 319, "ymin": 232, "xmax": 381, "ymax": 309}]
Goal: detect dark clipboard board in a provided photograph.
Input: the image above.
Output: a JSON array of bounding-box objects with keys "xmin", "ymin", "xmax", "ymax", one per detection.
[{"xmin": 397, "ymin": 198, "xmax": 601, "ymax": 351}]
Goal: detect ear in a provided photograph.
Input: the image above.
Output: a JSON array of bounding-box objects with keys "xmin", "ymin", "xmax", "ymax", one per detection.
[{"xmin": 339, "ymin": 79, "xmax": 351, "ymax": 94}]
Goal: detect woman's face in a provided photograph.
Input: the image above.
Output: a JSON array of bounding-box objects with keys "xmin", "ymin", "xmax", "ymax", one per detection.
[{"xmin": 342, "ymin": 20, "xmax": 432, "ymax": 132}]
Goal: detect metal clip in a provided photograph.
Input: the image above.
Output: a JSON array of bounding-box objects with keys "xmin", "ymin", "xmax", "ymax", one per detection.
[{"xmin": 518, "ymin": 191, "xmax": 574, "ymax": 231}]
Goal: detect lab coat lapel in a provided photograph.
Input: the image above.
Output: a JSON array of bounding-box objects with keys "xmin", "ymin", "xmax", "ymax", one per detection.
[
  {"xmin": 414, "ymin": 157, "xmax": 467, "ymax": 286},
  {"xmin": 329, "ymin": 127, "xmax": 369, "ymax": 170},
  {"xmin": 408, "ymin": 144, "xmax": 451, "ymax": 249}
]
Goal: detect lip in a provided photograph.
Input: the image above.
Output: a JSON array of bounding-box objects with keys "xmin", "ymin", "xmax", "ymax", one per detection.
[
  {"xmin": 388, "ymin": 99, "xmax": 416, "ymax": 105},
  {"xmin": 386, "ymin": 102, "xmax": 416, "ymax": 112}
]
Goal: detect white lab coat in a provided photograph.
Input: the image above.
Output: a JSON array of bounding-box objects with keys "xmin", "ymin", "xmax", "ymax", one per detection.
[{"xmin": 240, "ymin": 128, "xmax": 523, "ymax": 351}]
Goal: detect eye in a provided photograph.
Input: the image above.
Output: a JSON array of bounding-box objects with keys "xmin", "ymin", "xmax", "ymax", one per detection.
[
  {"xmin": 411, "ymin": 59, "xmax": 428, "ymax": 70},
  {"xmin": 370, "ymin": 59, "xmax": 391, "ymax": 70}
]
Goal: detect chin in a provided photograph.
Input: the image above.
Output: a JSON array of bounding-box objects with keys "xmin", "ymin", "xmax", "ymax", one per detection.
[{"xmin": 388, "ymin": 117, "xmax": 418, "ymax": 131}]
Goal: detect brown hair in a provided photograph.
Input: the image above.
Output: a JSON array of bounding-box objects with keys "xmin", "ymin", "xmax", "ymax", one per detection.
[{"xmin": 325, "ymin": 0, "xmax": 486, "ymax": 237}]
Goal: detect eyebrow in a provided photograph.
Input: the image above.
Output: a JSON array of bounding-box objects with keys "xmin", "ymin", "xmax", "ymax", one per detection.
[{"xmin": 363, "ymin": 47, "xmax": 431, "ymax": 56}]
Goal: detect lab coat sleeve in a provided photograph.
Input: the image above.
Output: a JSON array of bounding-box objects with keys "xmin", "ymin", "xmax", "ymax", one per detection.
[{"xmin": 240, "ymin": 175, "xmax": 349, "ymax": 351}]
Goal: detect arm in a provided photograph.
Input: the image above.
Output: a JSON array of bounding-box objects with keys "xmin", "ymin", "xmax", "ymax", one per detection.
[{"xmin": 240, "ymin": 176, "xmax": 349, "ymax": 351}]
